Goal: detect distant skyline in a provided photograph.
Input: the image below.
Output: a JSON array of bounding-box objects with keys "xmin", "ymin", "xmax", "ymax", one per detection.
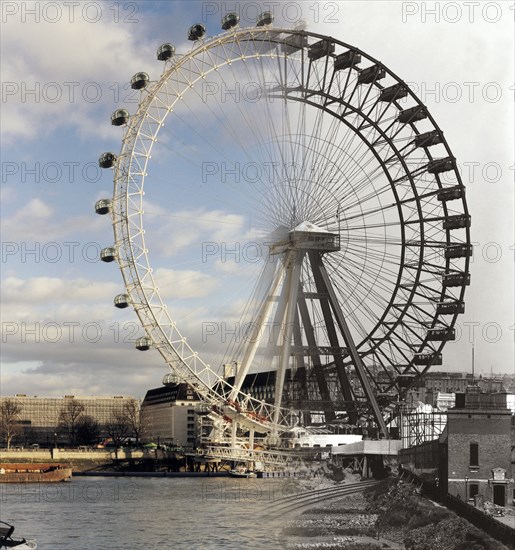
[{"xmin": 1, "ymin": 1, "xmax": 514, "ymax": 399}]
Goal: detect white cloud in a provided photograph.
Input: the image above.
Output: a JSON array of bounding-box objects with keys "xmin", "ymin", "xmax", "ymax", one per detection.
[
  {"xmin": 1, "ymin": 3, "xmax": 156, "ymax": 143},
  {"xmin": 2, "ymin": 275, "xmax": 119, "ymax": 305},
  {"xmin": 1, "ymin": 1, "xmax": 514, "ymax": 401},
  {"xmin": 144, "ymin": 207, "xmax": 249, "ymax": 258},
  {"xmin": 1, "ymin": 197, "xmax": 105, "ymax": 241},
  {"xmin": 153, "ymin": 267, "xmax": 219, "ymax": 299}
]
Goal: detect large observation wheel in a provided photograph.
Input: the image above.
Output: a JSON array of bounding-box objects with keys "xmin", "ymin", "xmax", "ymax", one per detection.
[{"xmin": 96, "ymin": 21, "xmax": 471, "ymax": 439}]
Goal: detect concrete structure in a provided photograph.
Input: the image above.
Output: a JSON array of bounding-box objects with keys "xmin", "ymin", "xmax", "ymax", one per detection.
[
  {"xmin": 331, "ymin": 439, "xmax": 403, "ymax": 478},
  {"xmin": 330, "ymin": 439, "xmax": 402, "ymax": 456},
  {"xmin": 140, "ymin": 384, "xmax": 201, "ymax": 447},
  {"xmin": 0, "ymin": 394, "xmax": 138, "ymax": 447}
]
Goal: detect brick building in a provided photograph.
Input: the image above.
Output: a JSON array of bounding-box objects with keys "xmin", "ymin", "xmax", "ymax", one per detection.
[
  {"xmin": 446, "ymin": 386, "xmax": 512, "ymax": 507},
  {"xmin": 400, "ymin": 385, "xmax": 514, "ymax": 510}
]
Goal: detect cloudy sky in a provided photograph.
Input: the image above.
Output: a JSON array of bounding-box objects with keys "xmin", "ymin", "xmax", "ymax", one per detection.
[{"xmin": 1, "ymin": 1, "xmax": 513, "ymax": 399}]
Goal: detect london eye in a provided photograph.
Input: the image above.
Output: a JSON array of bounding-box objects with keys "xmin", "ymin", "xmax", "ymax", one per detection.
[{"xmin": 96, "ymin": 13, "xmax": 471, "ymax": 443}]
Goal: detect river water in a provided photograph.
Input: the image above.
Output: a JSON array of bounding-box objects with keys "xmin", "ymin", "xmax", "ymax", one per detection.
[{"xmin": 1, "ymin": 476, "xmax": 305, "ymax": 549}]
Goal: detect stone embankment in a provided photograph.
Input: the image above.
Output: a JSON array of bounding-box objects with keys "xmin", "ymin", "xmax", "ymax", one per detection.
[{"xmin": 0, "ymin": 448, "xmax": 148, "ymax": 472}]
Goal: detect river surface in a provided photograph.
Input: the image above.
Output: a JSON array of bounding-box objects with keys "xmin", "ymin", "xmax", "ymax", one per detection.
[{"xmin": 1, "ymin": 476, "xmax": 305, "ymax": 549}]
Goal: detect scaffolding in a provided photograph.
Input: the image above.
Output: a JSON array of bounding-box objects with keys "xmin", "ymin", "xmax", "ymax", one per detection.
[{"xmin": 400, "ymin": 409, "xmax": 447, "ymax": 448}]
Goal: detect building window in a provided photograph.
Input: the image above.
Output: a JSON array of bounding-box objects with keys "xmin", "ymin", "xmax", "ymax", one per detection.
[
  {"xmin": 469, "ymin": 443, "xmax": 479, "ymax": 467},
  {"xmin": 469, "ymin": 483, "xmax": 479, "ymax": 499}
]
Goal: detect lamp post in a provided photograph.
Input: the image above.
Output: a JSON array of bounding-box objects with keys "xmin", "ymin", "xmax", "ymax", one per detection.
[
  {"xmin": 465, "ymin": 475, "xmax": 469, "ymax": 502},
  {"xmin": 52, "ymin": 432, "xmax": 57, "ymax": 459}
]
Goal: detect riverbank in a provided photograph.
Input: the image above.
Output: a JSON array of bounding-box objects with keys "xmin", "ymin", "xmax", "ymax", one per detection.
[
  {"xmin": 282, "ymin": 491, "xmax": 402, "ymax": 549},
  {"xmin": 0, "ymin": 448, "xmax": 207, "ymax": 474},
  {"xmin": 0, "ymin": 450, "xmax": 301, "ymax": 477},
  {"xmin": 281, "ymin": 478, "xmax": 512, "ymax": 550},
  {"xmin": 0, "ymin": 449, "xmax": 141, "ymax": 473},
  {"xmin": 73, "ymin": 470, "xmax": 229, "ymax": 477}
]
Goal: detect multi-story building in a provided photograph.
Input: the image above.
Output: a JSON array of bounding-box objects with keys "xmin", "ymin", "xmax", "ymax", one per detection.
[
  {"xmin": 399, "ymin": 386, "xmax": 513, "ymax": 511},
  {"xmin": 402, "ymin": 373, "xmax": 506, "ymax": 410},
  {"xmin": 0, "ymin": 394, "xmax": 138, "ymax": 447},
  {"xmin": 446, "ymin": 387, "xmax": 512, "ymax": 507},
  {"xmin": 424, "ymin": 372, "xmax": 475, "ymax": 394},
  {"xmin": 140, "ymin": 383, "xmax": 201, "ymax": 447}
]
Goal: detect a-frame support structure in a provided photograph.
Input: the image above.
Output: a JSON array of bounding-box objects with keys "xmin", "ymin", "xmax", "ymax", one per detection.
[{"xmin": 230, "ymin": 222, "xmax": 389, "ymax": 439}]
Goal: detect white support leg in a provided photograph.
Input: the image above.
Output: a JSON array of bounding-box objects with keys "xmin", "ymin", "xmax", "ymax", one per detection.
[
  {"xmin": 231, "ymin": 420, "xmax": 237, "ymax": 449},
  {"xmin": 272, "ymin": 250, "xmax": 304, "ymax": 429},
  {"xmin": 229, "ymin": 261, "xmax": 286, "ymax": 401}
]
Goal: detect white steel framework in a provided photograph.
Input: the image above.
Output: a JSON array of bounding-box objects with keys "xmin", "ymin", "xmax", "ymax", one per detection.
[{"xmin": 98, "ymin": 24, "xmax": 471, "ymax": 440}]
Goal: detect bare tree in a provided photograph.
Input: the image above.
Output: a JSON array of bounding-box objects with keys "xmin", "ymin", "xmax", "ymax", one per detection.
[
  {"xmin": 76, "ymin": 415, "xmax": 100, "ymax": 446},
  {"xmin": 58, "ymin": 400, "xmax": 85, "ymax": 447},
  {"xmin": 105, "ymin": 411, "xmax": 130, "ymax": 448},
  {"xmin": 0, "ymin": 399, "xmax": 22, "ymax": 449},
  {"xmin": 121, "ymin": 399, "xmax": 144, "ymax": 444}
]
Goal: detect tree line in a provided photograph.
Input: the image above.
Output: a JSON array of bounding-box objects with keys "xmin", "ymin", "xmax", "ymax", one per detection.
[{"xmin": 0, "ymin": 398, "xmax": 144, "ymax": 448}]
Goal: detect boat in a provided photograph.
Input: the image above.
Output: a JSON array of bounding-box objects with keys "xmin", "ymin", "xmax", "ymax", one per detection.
[
  {"xmin": 228, "ymin": 466, "xmax": 257, "ymax": 478},
  {"xmin": 0, "ymin": 521, "xmax": 37, "ymax": 549},
  {"xmin": 0, "ymin": 463, "xmax": 72, "ymax": 483}
]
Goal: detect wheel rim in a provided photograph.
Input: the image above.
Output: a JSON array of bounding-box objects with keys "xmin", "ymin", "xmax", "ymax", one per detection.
[{"xmin": 103, "ymin": 27, "xmax": 471, "ymax": 434}]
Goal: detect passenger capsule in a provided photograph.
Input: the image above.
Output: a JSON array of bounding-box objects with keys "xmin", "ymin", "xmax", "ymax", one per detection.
[
  {"xmin": 130, "ymin": 72, "xmax": 150, "ymax": 90},
  {"xmin": 135, "ymin": 337, "xmax": 152, "ymax": 351},
  {"xmin": 95, "ymin": 199, "xmax": 112, "ymax": 215},
  {"xmin": 114, "ymin": 294, "xmax": 130, "ymax": 309},
  {"xmin": 443, "ymin": 272, "xmax": 471, "ymax": 287},
  {"xmin": 413, "ymin": 352, "xmax": 442, "ymax": 366},
  {"xmin": 195, "ymin": 403, "xmax": 211, "ymax": 416},
  {"xmin": 445, "ymin": 244, "xmax": 473, "ymax": 259},
  {"xmin": 100, "ymin": 247, "xmax": 117, "ymax": 263},
  {"xmin": 157, "ymin": 43, "xmax": 175, "ymax": 61},
  {"xmin": 98, "ymin": 152, "xmax": 116, "ymax": 169},
  {"xmin": 436, "ymin": 301, "xmax": 465, "ymax": 315},
  {"xmin": 256, "ymin": 11, "xmax": 274, "ymax": 26},
  {"xmin": 188, "ymin": 23, "xmax": 206, "ymax": 41},
  {"xmin": 222, "ymin": 12, "xmax": 239, "ymax": 30},
  {"xmin": 111, "ymin": 109, "xmax": 129, "ymax": 126},
  {"xmin": 162, "ymin": 372, "xmax": 180, "ymax": 386},
  {"xmin": 265, "ymin": 434, "xmax": 280, "ymax": 447}
]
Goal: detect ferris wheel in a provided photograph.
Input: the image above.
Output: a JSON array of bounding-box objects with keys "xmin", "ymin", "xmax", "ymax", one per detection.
[{"xmin": 96, "ymin": 13, "xmax": 471, "ymax": 440}]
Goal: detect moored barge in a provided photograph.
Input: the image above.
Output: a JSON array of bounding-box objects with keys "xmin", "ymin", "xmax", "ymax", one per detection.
[{"xmin": 0, "ymin": 463, "xmax": 72, "ymax": 483}]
